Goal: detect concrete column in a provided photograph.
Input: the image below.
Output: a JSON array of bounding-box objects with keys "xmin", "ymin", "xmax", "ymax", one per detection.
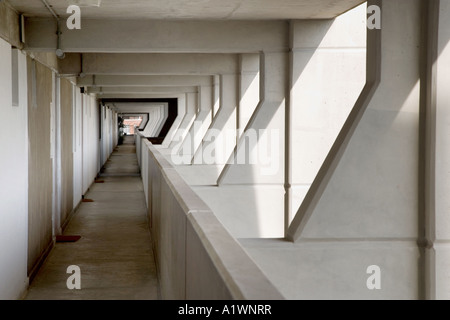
[
  {"xmin": 59, "ymin": 78, "xmax": 75, "ymax": 231},
  {"xmin": 238, "ymin": 54, "xmax": 260, "ymax": 138},
  {"xmin": 188, "ymin": 84, "xmax": 214, "ymax": 163},
  {"xmin": 218, "ymin": 51, "xmax": 287, "ymax": 185},
  {"xmin": 189, "ymin": 51, "xmax": 288, "ymax": 239},
  {"xmin": 192, "ymin": 73, "xmax": 238, "ymax": 165},
  {"xmin": 162, "ymin": 94, "xmax": 186, "ymax": 148},
  {"xmin": 170, "ymin": 92, "xmax": 197, "ymax": 155},
  {"xmin": 142, "ymin": 105, "xmax": 168, "ymax": 137},
  {"xmin": 73, "ymin": 86, "xmax": 83, "ymax": 209},
  {"xmin": 288, "ymin": 5, "xmax": 367, "ymax": 226},
  {"xmin": 284, "ymin": 0, "xmax": 422, "ymax": 299},
  {"xmin": 51, "ymin": 72, "xmax": 62, "ymax": 237},
  {"xmin": 149, "ymin": 108, "xmax": 161, "ymax": 136},
  {"xmin": 426, "ymin": 0, "xmax": 450, "ymax": 300},
  {"xmin": 213, "ymin": 75, "xmax": 220, "ymax": 119}
]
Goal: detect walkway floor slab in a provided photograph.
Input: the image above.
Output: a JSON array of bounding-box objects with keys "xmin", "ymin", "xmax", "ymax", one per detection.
[{"xmin": 25, "ymin": 136, "xmax": 159, "ymax": 300}]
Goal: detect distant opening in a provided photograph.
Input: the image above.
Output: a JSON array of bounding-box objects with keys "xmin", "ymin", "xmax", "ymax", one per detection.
[
  {"xmin": 123, "ymin": 116, "xmax": 143, "ymax": 135},
  {"xmin": 101, "ymin": 98, "xmax": 178, "ymax": 146}
]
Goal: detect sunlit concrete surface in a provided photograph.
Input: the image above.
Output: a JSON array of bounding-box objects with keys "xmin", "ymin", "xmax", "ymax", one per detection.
[
  {"xmin": 24, "ymin": 136, "xmax": 160, "ymax": 300},
  {"xmin": 1, "ymin": 0, "xmax": 449, "ymax": 300}
]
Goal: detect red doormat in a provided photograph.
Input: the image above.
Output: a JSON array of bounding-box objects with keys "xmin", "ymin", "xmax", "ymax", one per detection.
[
  {"xmin": 56, "ymin": 235, "xmax": 81, "ymax": 242},
  {"xmin": 82, "ymin": 199, "xmax": 94, "ymax": 202}
]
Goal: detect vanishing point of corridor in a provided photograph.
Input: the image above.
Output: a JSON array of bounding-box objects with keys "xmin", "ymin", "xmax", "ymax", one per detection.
[{"xmin": 25, "ymin": 136, "xmax": 160, "ymax": 300}]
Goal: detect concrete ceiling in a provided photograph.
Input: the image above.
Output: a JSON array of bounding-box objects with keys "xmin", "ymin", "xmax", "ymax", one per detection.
[
  {"xmin": 109, "ymin": 102, "xmax": 167, "ymax": 113},
  {"xmin": 8, "ymin": 0, "xmax": 367, "ymax": 119},
  {"xmin": 8, "ymin": 0, "xmax": 366, "ymax": 20}
]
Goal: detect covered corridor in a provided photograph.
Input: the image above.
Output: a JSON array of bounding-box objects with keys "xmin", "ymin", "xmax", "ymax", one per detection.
[
  {"xmin": 25, "ymin": 136, "xmax": 160, "ymax": 300},
  {"xmin": 1, "ymin": 0, "xmax": 450, "ymax": 300}
]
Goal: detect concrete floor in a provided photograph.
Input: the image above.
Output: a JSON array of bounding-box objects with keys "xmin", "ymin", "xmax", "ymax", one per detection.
[{"xmin": 25, "ymin": 136, "xmax": 160, "ymax": 300}]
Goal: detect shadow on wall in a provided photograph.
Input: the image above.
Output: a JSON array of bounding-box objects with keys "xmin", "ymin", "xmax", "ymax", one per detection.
[
  {"xmin": 187, "ymin": 16, "xmax": 336, "ymax": 239},
  {"xmin": 241, "ymin": 0, "xmax": 450, "ymax": 300}
]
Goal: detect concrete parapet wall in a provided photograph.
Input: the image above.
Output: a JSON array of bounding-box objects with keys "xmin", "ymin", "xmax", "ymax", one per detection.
[{"xmin": 137, "ymin": 132, "xmax": 283, "ymax": 300}]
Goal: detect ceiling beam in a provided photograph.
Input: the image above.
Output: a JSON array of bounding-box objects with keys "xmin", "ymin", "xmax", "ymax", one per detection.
[
  {"xmin": 108, "ymin": 102, "xmax": 168, "ymax": 113},
  {"xmin": 98, "ymin": 93, "xmax": 188, "ymax": 99},
  {"xmin": 81, "ymin": 53, "xmax": 238, "ymax": 75},
  {"xmin": 0, "ymin": 1, "xmax": 21, "ymax": 48},
  {"xmin": 24, "ymin": 18, "xmax": 289, "ymax": 53},
  {"xmin": 78, "ymin": 74, "xmax": 214, "ymax": 87},
  {"xmin": 87, "ymin": 86, "xmax": 198, "ymax": 94}
]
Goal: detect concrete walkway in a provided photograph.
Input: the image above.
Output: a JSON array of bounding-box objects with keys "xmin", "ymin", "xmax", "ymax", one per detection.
[{"xmin": 25, "ymin": 136, "xmax": 160, "ymax": 300}]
